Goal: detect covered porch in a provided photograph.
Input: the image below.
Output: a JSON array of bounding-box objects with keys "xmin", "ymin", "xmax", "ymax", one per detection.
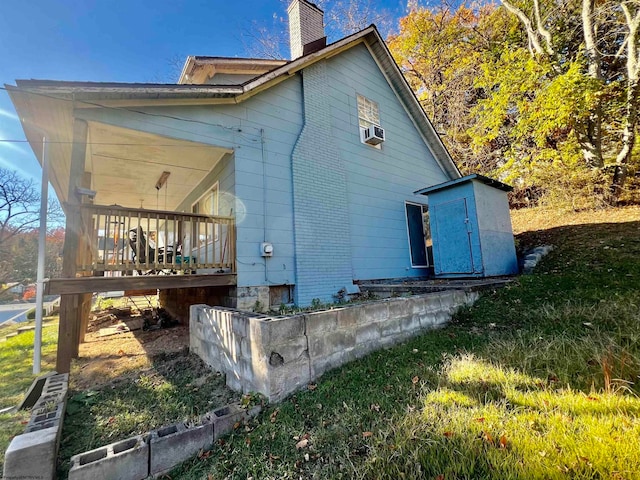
[{"xmin": 8, "ymin": 86, "xmax": 239, "ymax": 372}]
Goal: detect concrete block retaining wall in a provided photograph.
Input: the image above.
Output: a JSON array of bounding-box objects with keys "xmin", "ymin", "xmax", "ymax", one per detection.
[
  {"xmin": 3, "ymin": 373, "xmax": 69, "ymax": 480},
  {"xmin": 190, "ymin": 290, "xmax": 479, "ymax": 402}
]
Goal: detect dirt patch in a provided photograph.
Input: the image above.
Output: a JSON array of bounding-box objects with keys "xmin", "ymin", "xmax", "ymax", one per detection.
[{"xmin": 72, "ymin": 307, "xmax": 190, "ymax": 392}]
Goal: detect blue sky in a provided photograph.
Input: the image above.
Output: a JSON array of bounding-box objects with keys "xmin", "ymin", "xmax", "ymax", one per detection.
[{"xmin": 0, "ymin": 0, "xmax": 407, "ymax": 183}]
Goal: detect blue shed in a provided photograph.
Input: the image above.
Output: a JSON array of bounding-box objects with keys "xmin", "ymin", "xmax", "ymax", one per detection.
[{"xmin": 415, "ymin": 174, "xmax": 518, "ymax": 278}]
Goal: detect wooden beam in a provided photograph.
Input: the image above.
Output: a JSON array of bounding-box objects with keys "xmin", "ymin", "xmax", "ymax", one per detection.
[
  {"xmin": 57, "ymin": 119, "xmax": 88, "ymax": 373},
  {"xmin": 78, "ymin": 292, "xmax": 92, "ymax": 344},
  {"xmin": 46, "ymin": 273, "xmax": 237, "ymax": 295}
]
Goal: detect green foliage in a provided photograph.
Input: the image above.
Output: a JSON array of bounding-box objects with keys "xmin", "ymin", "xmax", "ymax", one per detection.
[
  {"xmin": 26, "ymin": 308, "xmax": 46, "ymax": 320},
  {"xmin": 390, "ymin": 1, "xmax": 640, "ymax": 208},
  {"xmin": 92, "ymin": 296, "xmax": 114, "ymax": 311}
]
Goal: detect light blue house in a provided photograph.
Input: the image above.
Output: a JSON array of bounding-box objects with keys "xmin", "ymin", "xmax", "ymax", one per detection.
[{"xmin": 7, "ymin": 0, "xmax": 508, "ymax": 370}]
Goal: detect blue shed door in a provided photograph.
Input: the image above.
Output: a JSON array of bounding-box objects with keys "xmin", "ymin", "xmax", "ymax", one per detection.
[{"xmin": 432, "ymin": 198, "xmax": 474, "ymax": 274}]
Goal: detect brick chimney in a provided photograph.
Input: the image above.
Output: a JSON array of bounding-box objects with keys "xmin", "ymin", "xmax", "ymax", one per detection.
[{"xmin": 287, "ymin": 0, "xmax": 326, "ymax": 59}]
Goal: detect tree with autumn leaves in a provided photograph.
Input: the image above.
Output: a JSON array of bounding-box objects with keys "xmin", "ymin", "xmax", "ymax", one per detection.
[
  {"xmin": 389, "ymin": 0, "xmax": 640, "ymax": 206},
  {"xmin": 0, "ymin": 168, "xmax": 64, "ymax": 288}
]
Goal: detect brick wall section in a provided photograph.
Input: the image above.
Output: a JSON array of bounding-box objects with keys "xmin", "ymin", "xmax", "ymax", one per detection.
[
  {"xmin": 190, "ymin": 290, "xmax": 479, "ymax": 402},
  {"xmin": 288, "ymin": 0, "xmax": 325, "ymax": 59},
  {"xmin": 291, "ymin": 60, "xmax": 354, "ymax": 305}
]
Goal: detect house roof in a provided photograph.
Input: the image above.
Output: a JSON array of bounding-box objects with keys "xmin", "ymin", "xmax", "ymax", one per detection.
[
  {"xmin": 6, "ymin": 25, "xmax": 460, "ymax": 180},
  {"xmin": 178, "ymin": 57, "xmax": 288, "ymax": 85},
  {"xmin": 414, "ymin": 174, "xmax": 513, "ymax": 196}
]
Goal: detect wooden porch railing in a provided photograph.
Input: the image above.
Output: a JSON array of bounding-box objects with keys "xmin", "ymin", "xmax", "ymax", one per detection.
[{"xmin": 77, "ymin": 204, "xmax": 236, "ymax": 275}]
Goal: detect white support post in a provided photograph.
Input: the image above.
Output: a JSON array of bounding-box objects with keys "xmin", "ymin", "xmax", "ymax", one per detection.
[{"xmin": 33, "ymin": 136, "xmax": 49, "ymax": 374}]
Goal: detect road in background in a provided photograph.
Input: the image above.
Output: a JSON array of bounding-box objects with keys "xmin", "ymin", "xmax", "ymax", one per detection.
[{"xmin": 0, "ymin": 299, "xmax": 60, "ymax": 326}]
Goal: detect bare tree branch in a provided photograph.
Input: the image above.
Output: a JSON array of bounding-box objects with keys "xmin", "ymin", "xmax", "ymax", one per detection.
[{"xmin": 500, "ymin": 0, "xmax": 546, "ymax": 55}]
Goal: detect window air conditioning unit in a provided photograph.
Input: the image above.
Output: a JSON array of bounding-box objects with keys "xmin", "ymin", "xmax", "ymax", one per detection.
[{"xmin": 364, "ymin": 125, "xmax": 385, "ymax": 145}]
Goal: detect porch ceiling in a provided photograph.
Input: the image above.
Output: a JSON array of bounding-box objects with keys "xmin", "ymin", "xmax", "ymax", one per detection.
[{"xmin": 85, "ymin": 122, "xmax": 231, "ymax": 210}]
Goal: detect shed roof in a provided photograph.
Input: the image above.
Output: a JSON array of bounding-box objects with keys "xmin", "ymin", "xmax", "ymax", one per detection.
[{"xmin": 414, "ymin": 174, "xmax": 513, "ymax": 196}]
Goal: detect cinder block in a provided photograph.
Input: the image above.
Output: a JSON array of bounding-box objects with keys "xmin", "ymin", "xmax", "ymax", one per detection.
[
  {"xmin": 189, "ymin": 304, "xmax": 207, "ymax": 326},
  {"xmin": 401, "ymin": 314, "xmax": 422, "ymax": 333},
  {"xmin": 410, "ymin": 296, "xmax": 428, "ymax": 315},
  {"xmin": 259, "ymin": 315, "xmax": 305, "ymax": 344},
  {"xmin": 42, "ymin": 382, "xmax": 67, "ymax": 396},
  {"xmin": 45, "ymin": 373, "xmax": 69, "ymax": 384},
  {"xmin": 26, "ymin": 402, "xmax": 65, "ymax": 431},
  {"xmin": 417, "ymin": 312, "xmax": 437, "ymax": 329},
  {"xmin": 264, "ymin": 335, "xmax": 308, "ymax": 363},
  {"xmin": 3, "ymin": 426, "xmax": 58, "ymax": 480},
  {"xmin": 438, "ymin": 291, "xmax": 456, "ymax": 313},
  {"xmin": 149, "ymin": 420, "xmax": 213, "ymax": 476},
  {"xmin": 451, "ymin": 290, "xmax": 467, "ymax": 306},
  {"xmin": 225, "ymin": 368, "xmax": 243, "ymax": 392},
  {"xmin": 33, "ymin": 390, "xmax": 67, "ymax": 409},
  {"xmin": 231, "ymin": 313, "xmax": 249, "ymax": 337},
  {"xmin": 206, "ymin": 403, "xmax": 255, "ymax": 441},
  {"xmin": 465, "ymin": 291, "xmax": 480, "ymax": 305},
  {"xmin": 355, "ymin": 323, "xmax": 380, "ymax": 344},
  {"xmin": 336, "ymin": 306, "xmax": 360, "ymax": 328},
  {"xmin": 363, "ymin": 302, "xmax": 389, "ymax": 323},
  {"xmin": 353, "ymin": 341, "xmax": 377, "ymax": 359},
  {"xmin": 304, "ymin": 310, "xmax": 338, "ymax": 335},
  {"xmin": 266, "ymin": 353, "xmax": 311, "ymax": 403},
  {"xmin": 16, "ymin": 372, "xmax": 56, "ymax": 410},
  {"xmin": 68, "ymin": 435, "xmax": 149, "ymax": 480},
  {"xmin": 380, "ymin": 317, "xmax": 403, "ymax": 337},
  {"xmin": 310, "ymin": 349, "xmax": 351, "ymax": 378},
  {"xmin": 308, "ymin": 329, "xmax": 355, "ymax": 359},
  {"xmin": 388, "ymin": 297, "xmax": 412, "ymax": 318}
]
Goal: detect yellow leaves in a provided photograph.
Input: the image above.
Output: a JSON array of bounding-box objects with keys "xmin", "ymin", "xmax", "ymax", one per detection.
[
  {"xmin": 295, "ymin": 438, "xmax": 309, "ymax": 449},
  {"xmin": 270, "ymin": 408, "xmax": 279, "ymax": 423},
  {"xmin": 295, "ymin": 433, "xmax": 311, "ymax": 449}
]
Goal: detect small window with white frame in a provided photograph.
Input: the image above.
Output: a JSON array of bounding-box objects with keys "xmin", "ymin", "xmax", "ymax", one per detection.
[{"xmin": 357, "ymin": 94, "xmax": 382, "ymax": 148}]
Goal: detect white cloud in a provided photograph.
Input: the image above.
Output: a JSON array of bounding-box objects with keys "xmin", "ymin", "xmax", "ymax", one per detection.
[{"xmin": 0, "ymin": 108, "xmax": 18, "ymax": 121}]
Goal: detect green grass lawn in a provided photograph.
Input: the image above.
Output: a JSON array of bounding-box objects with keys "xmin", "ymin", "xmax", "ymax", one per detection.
[
  {"xmin": 166, "ymin": 207, "xmax": 640, "ymax": 479},
  {"xmin": 3, "ymin": 207, "xmax": 640, "ymax": 479},
  {"xmin": 0, "ymin": 322, "xmax": 58, "ymax": 473}
]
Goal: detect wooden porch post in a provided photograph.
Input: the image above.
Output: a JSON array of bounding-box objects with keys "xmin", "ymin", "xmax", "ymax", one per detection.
[
  {"xmin": 56, "ymin": 119, "xmax": 88, "ymax": 373},
  {"xmin": 77, "ymin": 172, "xmax": 93, "ymax": 345}
]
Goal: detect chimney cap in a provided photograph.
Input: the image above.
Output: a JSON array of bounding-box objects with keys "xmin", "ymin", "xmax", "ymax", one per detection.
[{"xmin": 287, "ymin": 0, "xmax": 324, "ymax": 15}]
